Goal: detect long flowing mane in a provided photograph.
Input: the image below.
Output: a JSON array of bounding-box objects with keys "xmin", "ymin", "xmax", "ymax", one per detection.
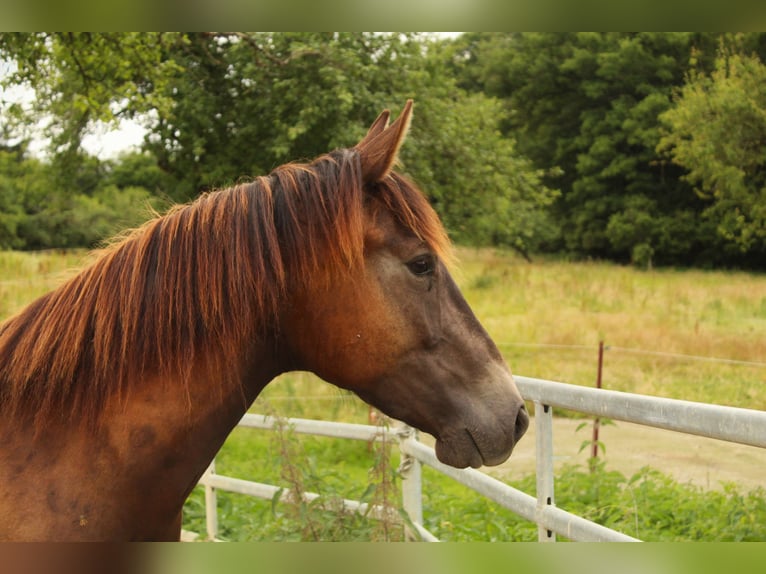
[{"xmin": 0, "ymin": 149, "xmax": 450, "ymax": 430}]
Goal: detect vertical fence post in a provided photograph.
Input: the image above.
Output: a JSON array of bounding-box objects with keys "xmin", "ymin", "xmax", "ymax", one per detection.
[
  {"xmin": 591, "ymin": 340, "xmax": 605, "ymax": 464},
  {"xmin": 535, "ymin": 401, "xmax": 556, "ymax": 542},
  {"xmin": 204, "ymin": 459, "xmax": 218, "ymax": 541},
  {"xmin": 398, "ymin": 425, "xmax": 423, "ymax": 541}
]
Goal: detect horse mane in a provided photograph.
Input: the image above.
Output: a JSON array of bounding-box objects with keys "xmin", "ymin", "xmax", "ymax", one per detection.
[{"xmin": 0, "ymin": 149, "xmax": 450, "ymax": 429}]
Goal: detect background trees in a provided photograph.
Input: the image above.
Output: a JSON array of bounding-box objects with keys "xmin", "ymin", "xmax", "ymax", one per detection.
[
  {"xmin": 659, "ymin": 43, "xmax": 766, "ymax": 256},
  {"xmin": 0, "ymin": 32, "xmax": 555, "ymax": 257},
  {"xmin": 1, "ymin": 32, "xmax": 765, "ymax": 269},
  {"xmin": 449, "ymin": 32, "xmax": 766, "ymax": 267}
]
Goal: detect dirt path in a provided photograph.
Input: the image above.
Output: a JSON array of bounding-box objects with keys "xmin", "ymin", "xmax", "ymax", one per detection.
[{"xmin": 483, "ymin": 416, "xmax": 766, "ymax": 492}]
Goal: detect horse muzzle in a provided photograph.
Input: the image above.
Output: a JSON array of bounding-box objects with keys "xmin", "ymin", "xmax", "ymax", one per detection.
[{"xmin": 434, "ymin": 401, "xmax": 529, "ymax": 469}]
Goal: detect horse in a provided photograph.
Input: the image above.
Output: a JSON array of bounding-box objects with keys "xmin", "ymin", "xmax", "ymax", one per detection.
[{"xmin": 0, "ymin": 100, "xmax": 528, "ymax": 541}]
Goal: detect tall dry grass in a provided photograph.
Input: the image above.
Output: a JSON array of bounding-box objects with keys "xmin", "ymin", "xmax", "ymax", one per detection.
[
  {"xmin": 456, "ymin": 248, "xmax": 766, "ymax": 409},
  {"xmin": 1, "ymin": 248, "xmax": 764, "ymax": 412},
  {"xmin": 0, "ymin": 250, "xmax": 89, "ymax": 320}
]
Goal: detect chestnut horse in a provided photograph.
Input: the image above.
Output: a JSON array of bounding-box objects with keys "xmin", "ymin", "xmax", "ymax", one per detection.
[{"xmin": 0, "ymin": 101, "xmax": 528, "ymax": 541}]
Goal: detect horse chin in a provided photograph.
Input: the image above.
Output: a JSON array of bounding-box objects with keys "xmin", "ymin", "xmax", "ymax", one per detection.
[
  {"xmin": 353, "ymin": 387, "xmax": 524, "ymax": 469},
  {"xmin": 435, "ymin": 437, "xmax": 483, "ymax": 469},
  {"xmin": 434, "ymin": 428, "xmax": 513, "ymax": 470}
]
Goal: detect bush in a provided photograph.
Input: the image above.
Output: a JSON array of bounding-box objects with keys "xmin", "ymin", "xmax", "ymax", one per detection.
[{"xmin": 18, "ymin": 185, "xmax": 158, "ymax": 249}]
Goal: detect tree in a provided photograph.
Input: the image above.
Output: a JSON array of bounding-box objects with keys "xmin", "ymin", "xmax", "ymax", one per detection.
[
  {"xmin": 0, "ymin": 144, "xmax": 159, "ymax": 249},
  {"xmin": 658, "ymin": 42, "xmax": 766, "ymax": 253},
  {"xmin": 448, "ymin": 32, "xmax": 757, "ymax": 266},
  {"xmin": 0, "ymin": 32, "xmax": 180, "ymax": 193},
  {"xmin": 401, "ymin": 91, "xmax": 559, "ymax": 257},
  {"xmin": 143, "ymin": 32, "xmax": 426, "ymax": 198},
  {"xmin": 1, "ymin": 32, "xmax": 557, "ymax": 253},
  {"xmin": 0, "ymin": 33, "xmax": 177, "ymax": 147}
]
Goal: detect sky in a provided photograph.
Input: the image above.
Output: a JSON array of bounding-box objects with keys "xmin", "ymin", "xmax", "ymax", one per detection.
[
  {"xmin": 1, "ymin": 75, "xmax": 147, "ymax": 159},
  {"xmin": 80, "ymin": 118, "xmax": 147, "ymax": 159}
]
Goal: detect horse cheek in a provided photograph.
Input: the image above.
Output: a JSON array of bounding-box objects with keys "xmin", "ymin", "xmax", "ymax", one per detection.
[
  {"xmin": 302, "ymin": 282, "xmax": 409, "ymax": 391},
  {"xmin": 325, "ymin": 295, "xmax": 407, "ymax": 389}
]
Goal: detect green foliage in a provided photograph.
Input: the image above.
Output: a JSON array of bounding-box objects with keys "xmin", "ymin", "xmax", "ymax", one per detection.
[
  {"xmin": 0, "ymin": 146, "xmax": 44, "ymax": 249},
  {"xmin": 0, "ymin": 33, "xmax": 179, "ymax": 163},
  {"xmin": 1, "ymin": 32, "xmax": 557, "ymax": 253},
  {"xmin": 0, "ymin": 146, "xmax": 160, "ymax": 249},
  {"xmin": 450, "ymin": 32, "xmax": 766, "ymax": 268},
  {"xmin": 182, "ymin": 428, "xmax": 766, "ymax": 542},
  {"xmin": 5, "ymin": 32, "xmax": 766, "ymax": 266},
  {"xmin": 19, "ymin": 185, "xmax": 157, "ymax": 249},
  {"xmin": 401, "ymin": 91, "xmax": 559, "ymax": 257},
  {"xmin": 659, "ymin": 39, "xmax": 766, "ymax": 254},
  {"xmin": 182, "ymin": 420, "xmax": 405, "ymax": 542}
]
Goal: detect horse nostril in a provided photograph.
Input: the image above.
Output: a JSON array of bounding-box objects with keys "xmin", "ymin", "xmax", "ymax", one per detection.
[{"xmin": 514, "ymin": 404, "xmax": 530, "ymax": 443}]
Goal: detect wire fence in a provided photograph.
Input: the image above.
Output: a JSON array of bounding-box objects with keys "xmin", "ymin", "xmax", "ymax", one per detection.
[{"xmin": 495, "ymin": 341, "xmax": 766, "ymax": 368}]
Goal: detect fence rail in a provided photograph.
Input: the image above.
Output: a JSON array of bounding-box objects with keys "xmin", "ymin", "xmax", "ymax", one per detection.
[
  {"xmin": 193, "ymin": 377, "xmax": 766, "ymax": 542},
  {"xmin": 515, "ymin": 376, "xmax": 766, "ymax": 448}
]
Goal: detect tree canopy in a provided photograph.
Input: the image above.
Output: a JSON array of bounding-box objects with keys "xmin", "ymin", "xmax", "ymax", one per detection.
[
  {"xmin": 447, "ymin": 32, "xmax": 766, "ymax": 267},
  {"xmin": 659, "ymin": 41, "xmax": 766, "ymax": 254},
  {"xmin": 1, "ymin": 32, "xmax": 766, "ymax": 269},
  {"xmin": 0, "ymin": 32, "xmax": 556, "ymax": 257}
]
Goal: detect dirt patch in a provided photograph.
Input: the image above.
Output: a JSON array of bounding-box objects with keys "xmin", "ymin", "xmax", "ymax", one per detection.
[{"xmin": 485, "ymin": 416, "xmax": 766, "ymax": 492}]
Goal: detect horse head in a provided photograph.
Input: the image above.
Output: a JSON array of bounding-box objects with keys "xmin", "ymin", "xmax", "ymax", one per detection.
[{"xmin": 283, "ymin": 101, "xmax": 529, "ymax": 468}]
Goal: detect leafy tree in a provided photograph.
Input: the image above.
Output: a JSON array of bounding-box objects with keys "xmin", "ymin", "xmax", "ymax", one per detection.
[
  {"xmin": 0, "ymin": 143, "xmax": 38, "ymax": 248},
  {"xmin": 101, "ymin": 151, "xmax": 170, "ymax": 198},
  {"xmin": 659, "ymin": 42, "xmax": 766, "ymax": 253},
  {"xmin": 143, "ymin": 32, "xmax": 426, "ymax": 198},
  {"xmin": 448, "ymin": 32, "xmax": 766, "ymax": 267},
  {"xmin": 0, "ymin": 144, "xmax": 158, "ymax": 249},
  {"xmin": 401, "ymin": 91, "xmax": 559, "ymax": 257},
  {"xmin": 0, "ymin": 32, "xmax": 180, "ymax": 193},
  {"xmin": 1, "ymin": 32, "xmax": 556, "ymax": 253}
]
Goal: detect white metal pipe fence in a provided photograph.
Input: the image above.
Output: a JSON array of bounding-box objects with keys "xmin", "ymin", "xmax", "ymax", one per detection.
[{"xmin": 192, "ymin": 377, "xmax": 766, "ymax": 542}]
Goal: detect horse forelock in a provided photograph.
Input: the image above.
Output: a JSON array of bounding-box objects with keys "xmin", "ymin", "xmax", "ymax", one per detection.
[
  {"xmin": 371, "ymin": 171, "xmax": 453, "ymax": 266},
  {"xmin": 0, "ymin": 147, "xmax": 449, "ymax": 430}
]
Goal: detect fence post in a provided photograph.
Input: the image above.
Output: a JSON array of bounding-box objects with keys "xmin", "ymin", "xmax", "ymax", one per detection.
[
  {"xmin": 591, "ymin": 340, "xmax": 605, "ymax": 464},
  {"xmin": 204, "ymin": 459, "xmax": 218, "ymax": 541},
  {"xmin": 535, "ymin": 401, "xmax": 556, "ymax": 542},
  {"xmin": 397, "ymin": 425, "xmax": 423, "ymax": 541}
]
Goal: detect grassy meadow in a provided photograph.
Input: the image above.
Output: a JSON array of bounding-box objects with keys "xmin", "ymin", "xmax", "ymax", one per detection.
[
  {"xmin": 456, "ymin": 248, "xmax": 766, "ymax": 410},
  {"xmin": 2, "ymin": 247, "xmax": 765, "ymax": 541}
]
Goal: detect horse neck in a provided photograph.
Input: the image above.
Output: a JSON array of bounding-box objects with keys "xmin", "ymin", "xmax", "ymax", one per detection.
[
  {"xmin": 111, "ymin": 344, "xmax": 286, "ymax": 485},
  {"xmin": 0, "ymin": 341, "xmax": 287, "ymax": 541}
]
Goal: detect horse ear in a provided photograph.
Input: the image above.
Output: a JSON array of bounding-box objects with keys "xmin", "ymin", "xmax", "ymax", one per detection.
[
  {"xmin": 355, "ymin": 100, "xmax": 413, "ymax": 183},
  {"xmin": 364, "ymin": 109, "xmax": 391, "ymax": 139}
]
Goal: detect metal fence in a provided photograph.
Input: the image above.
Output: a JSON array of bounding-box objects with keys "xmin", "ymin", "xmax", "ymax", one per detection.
[{"xmin": 192, "ymin": 376, "xmax": 766, "ymax": 542}]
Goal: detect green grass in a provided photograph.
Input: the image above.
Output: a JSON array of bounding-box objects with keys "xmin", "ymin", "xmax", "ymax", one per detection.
[{"xmin": 2, "ymin": 247, "xmax": 766, "ymax": 541}]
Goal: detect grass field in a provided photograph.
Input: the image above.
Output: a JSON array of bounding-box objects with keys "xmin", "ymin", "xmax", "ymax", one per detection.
[{"xmin": 2, "ymin": 247, "xmax": 765, "ymax": 540}]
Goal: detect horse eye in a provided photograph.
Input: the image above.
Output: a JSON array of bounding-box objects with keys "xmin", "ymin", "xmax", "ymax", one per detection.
[{"xmin": 406, "ymin": 255, "xmax": 436, "ymax": 277}]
